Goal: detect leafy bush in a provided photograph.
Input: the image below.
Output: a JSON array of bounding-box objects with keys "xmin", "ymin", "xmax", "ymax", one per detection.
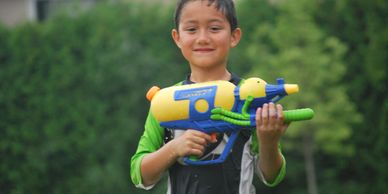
[{"xmin": 0, "ymin": 2, "xmax": 184, "ymax": 194}]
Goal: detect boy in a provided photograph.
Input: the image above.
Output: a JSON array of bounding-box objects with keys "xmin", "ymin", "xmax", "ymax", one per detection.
[{"xmin": 131, "ymin": 0, "xmax": 289, "ymax": 193}]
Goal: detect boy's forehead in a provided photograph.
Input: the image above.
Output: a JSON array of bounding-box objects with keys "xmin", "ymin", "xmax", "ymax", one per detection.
[{"xmin": 179, "ymin": 0, "xmax": 227, "ymax": 23}]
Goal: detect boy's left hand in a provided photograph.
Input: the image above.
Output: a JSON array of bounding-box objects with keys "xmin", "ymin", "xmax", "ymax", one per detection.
[{"xmin": 255, "ymin": 103, "xmax": 289, "ymax": 145}]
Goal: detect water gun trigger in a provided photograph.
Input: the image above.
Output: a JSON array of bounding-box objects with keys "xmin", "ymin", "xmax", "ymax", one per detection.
[{"xmin": 210, "ymin": 133, "xmax": 217, "ymax": 142}]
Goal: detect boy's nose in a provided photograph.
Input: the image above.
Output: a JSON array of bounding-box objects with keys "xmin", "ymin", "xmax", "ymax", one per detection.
[{"xmin": 197, "ymin": 30, "xmax": 210, "ymax": 44}]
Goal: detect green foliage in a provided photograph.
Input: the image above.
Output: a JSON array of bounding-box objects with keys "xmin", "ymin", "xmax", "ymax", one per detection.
[
  {"xmin": 0, "ymin": 2, "xmax": 182, "ymax": 194},
  {"xmin": 315, "ymin": 0, "xmax": 388, "ymax": 193},
  {"xmin": 236, "ymin": 0, "xmax": 386, "ymax": 193},
  {"xmin": 241, "ymin": 0, "xmax": 360, "ymax": 155}
]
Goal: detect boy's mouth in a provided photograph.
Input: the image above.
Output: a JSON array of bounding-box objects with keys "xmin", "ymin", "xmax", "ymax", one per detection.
[{"xmin": 193, "ymin": 48, "xmax": 215, "ymax": 52}]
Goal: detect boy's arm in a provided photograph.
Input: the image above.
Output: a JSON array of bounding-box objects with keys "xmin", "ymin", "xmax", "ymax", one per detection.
[
  {"xmin": 252, "ymin": 103, "xmax": 287, "ymax": 187},
  {"xmin": 130, "ymin": 111, "xmax": 213, "ymax": 189},
  {"xmin": 130, "ymin": 111, "xmax": 167, "ymax": 189},
  {"xmin": 257, "ymin": 139, "xmax": 286, "ymax": 186},
  {"xmin": 251, "ymin": 130, "xmax": 286, "ymax": 187},
  {"xmin": 139, "ymin": 138, "xmax": 181, "ymax": 187}
]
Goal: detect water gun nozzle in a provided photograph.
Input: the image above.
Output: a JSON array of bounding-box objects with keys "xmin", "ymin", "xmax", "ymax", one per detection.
[{"xmin": 284, "ymin": 84, "xmax": 299, "ymax": 94}]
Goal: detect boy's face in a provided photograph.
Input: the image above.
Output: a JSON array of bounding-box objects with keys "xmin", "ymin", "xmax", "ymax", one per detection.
[{"xmin": 172, "ymin": 0, "xmax": 241, "ymax": 70}]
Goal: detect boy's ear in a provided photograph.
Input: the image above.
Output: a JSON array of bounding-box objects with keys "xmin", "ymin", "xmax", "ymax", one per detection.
[
  {"xmin": 230, "ymin": 28, "xmax": 242, "ymax": 48},
  {"xmin": 172, "ymin": 29, "xmax": 181, "ymax": 48}
]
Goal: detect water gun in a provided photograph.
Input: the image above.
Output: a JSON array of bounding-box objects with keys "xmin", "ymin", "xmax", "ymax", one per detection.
[{"xmin": 146, "ymin": 77, "xmax": 314, "ymax": 165}]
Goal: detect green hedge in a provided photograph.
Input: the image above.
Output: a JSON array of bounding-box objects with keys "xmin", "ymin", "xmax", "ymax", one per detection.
[{"xmin": 0, "ymin": 3, "xmax": 184, "ymax": 194}]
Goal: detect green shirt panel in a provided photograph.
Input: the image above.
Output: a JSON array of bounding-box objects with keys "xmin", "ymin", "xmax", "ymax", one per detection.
[{"xmin": 130, "ymin": 111, "xmax": 164, "ymax": 186}]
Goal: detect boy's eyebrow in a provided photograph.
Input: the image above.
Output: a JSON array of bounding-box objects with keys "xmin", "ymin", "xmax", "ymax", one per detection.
[
  {"xmin": 182, "ymin": 18, "xmax": 226, "ymax": 25},
  {"xmin": 182, "ymin": 20, "xmax": 198, "ymax": 25},
  {"xmin": 208, "ymin": 18, "xmax": 225, "ymax": 23}
]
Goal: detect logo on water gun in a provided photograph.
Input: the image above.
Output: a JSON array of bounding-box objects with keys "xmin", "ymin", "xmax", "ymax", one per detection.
[{"xmin": 146, "ymin": 77, "xmax": 314, "ymax": 165}]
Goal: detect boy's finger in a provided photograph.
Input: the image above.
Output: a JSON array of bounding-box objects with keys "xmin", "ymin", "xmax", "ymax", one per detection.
[
  {"xmin": 262, "ymin": 103, "xmax": 269, "ymax": 126},
  {"xmin": 255, "ymin": 107, "xmax": 262, "ymax": 126},
  {"xmin": 193, "ymin": 130, "xmax": 214, "ymax": 144},
  {"xmin": 188, "ymin": 141, "xmax": 204, "ymax": 150},
  {"xmin": 192, "ymin": 135, "xmax": 208, "ymax": 145},
  {"xmin": 189, "ymin": 148, "xmax": 204, "ymax": 157},
  {"xmin": 276, "ymin": 104, "xmax": 284, "ymax": 122},
  {"xmin": 268, "ymin": 102, "xmax": 277, "ymax": 125}
]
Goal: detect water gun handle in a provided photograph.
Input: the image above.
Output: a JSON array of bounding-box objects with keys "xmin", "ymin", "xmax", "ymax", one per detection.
[{"xmin": 183, "ymin": 130, "xmax": 239, "ymax": 166}]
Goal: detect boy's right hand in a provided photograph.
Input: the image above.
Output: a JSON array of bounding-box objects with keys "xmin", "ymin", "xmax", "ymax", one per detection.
[{"xmin": 171, "ymin": 129, "xmax": 216, "ymax": 158}]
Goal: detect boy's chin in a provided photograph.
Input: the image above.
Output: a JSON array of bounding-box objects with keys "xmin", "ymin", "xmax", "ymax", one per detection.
[{"xmin": 190, "ymin": 60, "xmax": 224, "ymax": 69}]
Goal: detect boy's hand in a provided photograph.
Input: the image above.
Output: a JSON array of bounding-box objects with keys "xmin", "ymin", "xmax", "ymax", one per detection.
[
  {"xmin": 255, "ymin": 103, "xmax": 289, "ymax": 145},
  {"xmin": 171, "ymin": 130, "xmax": 216, "ymax": 158}
]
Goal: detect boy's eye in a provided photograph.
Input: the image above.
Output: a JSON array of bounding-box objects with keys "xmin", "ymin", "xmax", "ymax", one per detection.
[
  {"xmin": 210, "ymin": 26, "xmax": 222, "ymax": 32},
  {"xmin": 185, "ymin": 27, "xmax": 197, "ymax": 33}
]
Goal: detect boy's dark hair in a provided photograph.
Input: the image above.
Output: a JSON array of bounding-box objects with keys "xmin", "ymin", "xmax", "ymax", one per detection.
[{"xmin": 174, "ymin": 0, "xmax": 238, "ymax": 32}]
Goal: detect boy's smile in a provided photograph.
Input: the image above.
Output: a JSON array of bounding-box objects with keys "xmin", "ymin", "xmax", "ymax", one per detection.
[
  {"xmin": 172, "ymin": 0, "xmax": 241, "ymax": 71},
  {"xmin": 193, "ymin": 47, "xmax": 215, "ymax": 53}
]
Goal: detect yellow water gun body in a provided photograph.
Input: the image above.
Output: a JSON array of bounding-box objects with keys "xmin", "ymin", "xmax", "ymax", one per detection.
[{"xmin": 147, "ymin": 78, "xmax": 314, "ymax": 165}]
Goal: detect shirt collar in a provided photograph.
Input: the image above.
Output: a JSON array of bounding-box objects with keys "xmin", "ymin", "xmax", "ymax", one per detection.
[{"xmin": 183, "ymin": 73, "xmax": 241, "ymax": 86}]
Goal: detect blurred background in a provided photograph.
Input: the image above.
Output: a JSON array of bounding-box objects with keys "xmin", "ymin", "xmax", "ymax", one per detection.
[{"xmin": 0, "ymin": 0, "xmax": 386, "ymax": 193}]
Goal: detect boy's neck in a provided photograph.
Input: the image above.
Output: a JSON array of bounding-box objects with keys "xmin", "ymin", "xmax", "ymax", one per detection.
[{"xmin": 189, "ymin": 67, "xmax": 231, "ymax": 83}]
